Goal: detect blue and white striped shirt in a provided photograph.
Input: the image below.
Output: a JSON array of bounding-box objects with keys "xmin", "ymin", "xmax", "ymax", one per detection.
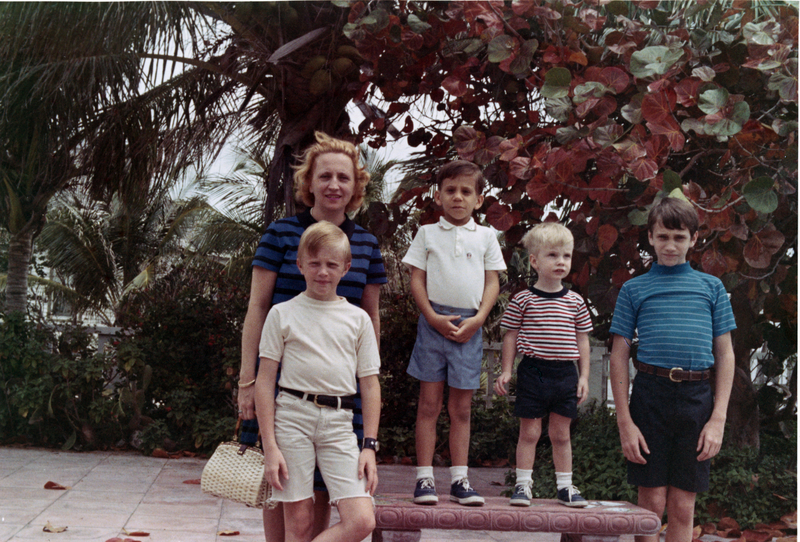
[
  {"xmin": 252, "ymin": 210, "xmax": 387, "ymax": 306},
  {"xmin": 609, "ymin": 262, "xmax": 736, "ymax": 370}
]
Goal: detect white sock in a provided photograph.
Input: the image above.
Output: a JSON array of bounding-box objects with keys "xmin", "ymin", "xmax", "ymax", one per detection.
[
  {"xmin": 416, "ymin": 466, "xmax": 434, "ymax": 481},
  {"xmin": 516, "ymin": 469, "xmax": 533, "ymax": 486},
  {"xmin": 555, "ymin": 471, "xmax": 572, "ymax": 491},
  {"xmin": 450, "ymin": 465, "xmax": 468, "ymax": 484}
]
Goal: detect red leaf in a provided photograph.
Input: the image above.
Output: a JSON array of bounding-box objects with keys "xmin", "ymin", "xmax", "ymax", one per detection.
[
  {"xmin": 485, "ymin": 202, "xmax": 521, "ymax": 232},
  {"xmin": 743, "ymin": 226, "xmax": 785, "ymax": 268},
  {"xmin": 597, "ymin": 224, "xmax": 618, "ymax": 254},
  {"xmin": 647, "ymin": 116, "xmax": 685, "ymax": 151},
  {"xmin": 525, "ymin": 175, "xmax": 559, "ymax": 206},
  {"xmin": 509, "ymin": 156, "xmax": 536, "ymax": 180},
  {"xmin": 44, "ymin": 481, "xmax": 69, "ymax": 490},
  {"xmin": 598, "ymin": 67, "xmax": 630, "ymax": 93},
  {"xmin": 701, "ymin": 248, "xmax": 729, "ymax": 277},
  {"xmin": 629, "ymin": 156, "xmax": 659, "ymax": 181},
  {"xmin": 742, "ymin": 530, "xmax": 773, "ymax": 542},
  {"xmin": 183, "ymin": 479, "xmax": 201, "ymax": 485},
  {"xmin": 641, "ymin": 91, "xmax": 676, "ymax": 123},
  {"xmin": 612, "ymin": 268, "xmax": 631, "ymax": 288},
  {"xmin": 442, "ymin": 75, "xmax": 468, "ymax": 97}
]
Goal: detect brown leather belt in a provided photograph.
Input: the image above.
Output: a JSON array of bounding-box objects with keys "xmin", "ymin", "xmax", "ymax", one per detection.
[
  {"xmin": 633, "ymin": 359, "xmax": 710, "ymax": 382},
  {"xmin": 279, "ymin": 386, "xmax": 358, "ymax": 410}
]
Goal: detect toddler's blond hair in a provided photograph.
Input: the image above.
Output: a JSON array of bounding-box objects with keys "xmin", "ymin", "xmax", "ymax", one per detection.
[
  {"xmin": 297, "ymin": 221, "xmax": 352, "ymax": 264},
  {"xmin": 521, "ymin": 222, "xmax": 574, "ymax": 255}
]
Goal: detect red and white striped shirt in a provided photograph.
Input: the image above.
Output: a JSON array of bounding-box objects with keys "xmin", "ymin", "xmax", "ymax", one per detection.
[{"xmin": 500, "ymin": 287, "xmax": 593, "ymax": 362}]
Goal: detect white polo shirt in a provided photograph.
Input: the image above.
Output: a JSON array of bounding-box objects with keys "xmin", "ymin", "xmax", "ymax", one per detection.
[{"xmin": 402, "ymin": 217, "xmax": 506, "ymax": 310}]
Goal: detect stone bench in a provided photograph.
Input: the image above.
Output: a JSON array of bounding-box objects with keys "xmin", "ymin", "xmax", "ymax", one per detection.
[{"xmin": 372, "ymin": 494, "xmax": 661, "ymax": 542}]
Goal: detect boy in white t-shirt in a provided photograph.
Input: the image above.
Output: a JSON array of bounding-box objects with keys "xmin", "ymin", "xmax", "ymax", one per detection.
[
  {"xmin": 402, "ymin": 160, "xmax": 507, "ymax": 506},
  {"xmin": 255, "ymin": 221, "xmax": 381, "ymax": 542}
]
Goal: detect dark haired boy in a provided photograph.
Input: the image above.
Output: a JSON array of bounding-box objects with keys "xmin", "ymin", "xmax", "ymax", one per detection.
[
  {"xmin": 402, "ymin": 160, "xmax": 506, "ymax": 506},
  {"xmin": 609, "ymin": 197, "xmax": 736, "ymax": 542}
]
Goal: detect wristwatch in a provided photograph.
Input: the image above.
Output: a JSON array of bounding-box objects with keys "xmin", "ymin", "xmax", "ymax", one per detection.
[{"xmin": 362, "ymin": 438, "xmax": 380, "ymax": 452}]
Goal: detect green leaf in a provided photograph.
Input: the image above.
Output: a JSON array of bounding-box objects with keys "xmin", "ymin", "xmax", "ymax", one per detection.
[
  {"xmin": 662, "ymin": 170, "xmax": 682, "ymax": 194},
  {"xmin": 628, "ymin": 208, "xmax": 650, "ymax": 226},
  {"xmin": 545, "ymin": 97, "xmax": 573, "ymax": 122},
  {"xmin": 743, "ymin": 22, "xmax": 776, "ymax": 45},
  {"xmin": 630, "ymin": 46, "xmax": 684, "ymax": 78},
  {"xmin": 743, "ymin": 177, "xmax": 779, "ymax": 214},
  {"xmin": 407, "ymin": 14, "xmax": 431, "ymax": 34},
  {"xmin": 541, "ymin": 67, "xmax": 571, "ymax": 98},
  {"xmin": 488, "ymin": 35, "xmax": 516, "ymax": 63},
  {"xmin": 62, "ymin": 430, "xmax": 77, "ymax": 451},
  {"xmin": 698, "ymin": 88, "xmax": 729, "ymax": 114}
]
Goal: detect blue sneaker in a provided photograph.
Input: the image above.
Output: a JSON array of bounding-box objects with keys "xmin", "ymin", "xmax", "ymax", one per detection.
[
  {"xmin": 413, "ymin": 477, "xmax": 438, "ymax": 505},
  {"xmin": 450, "ymin": 478, "xmax": 484, "ymax": 506},
  {"xmin": 557, "ymin": 485, "xmax": 588, "ymax": 507},
  {"xmin": 509, "ymin": 482, "xmax": 532, "ymax": 506}
]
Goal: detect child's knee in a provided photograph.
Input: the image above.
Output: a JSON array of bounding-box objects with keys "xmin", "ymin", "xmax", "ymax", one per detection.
[
  {"xmin": 283, "ymin": 500, "xmax": 315, "ymax": 539},
  {"xmin": 338, "ymin": 498, "xmax": 376, "ymax": 537},
  {"xmin": 667, "ymin": 488, "xmax": 696, "ymax": 524},
  {"xmin": 519, "ymin": 420, "xmax": 542, "ymax": 445}
]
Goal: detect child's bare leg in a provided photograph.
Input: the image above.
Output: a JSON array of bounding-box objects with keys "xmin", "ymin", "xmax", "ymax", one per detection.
[
  {"xmin": 312, "ymin": 491, "xmax": 332, "ymax": 536},
  {"xmin": 283, "ymin": 498, "xmax": 315, "ymax": 542},
  {"xmin": 312, "ymin": 497, "xmax": 375, "ymax": 542},
  {"xmin": 416, "ymin": 381, "xmax": 445, "ymax": 466},
  {"xmin": 516, "ymin": 418, "xmax": 542, "ymax": 469},
  {"xmin": 447, "ymin": 388, "xmax": 474, "ymax": 467},
  {"xmin": 636, "ymin": 486, "xmax": 667, "ymax": 542},
  {"xmin": 664, "ymin": 486, "xmax": 697, "ymax": 542},
  {"xmin": 263, "ymin": 504, "xmax": 285, "ymax": 542},
  {"xmin": 548, "ymin": 413, "xmax": 573, "ymax": 473}
]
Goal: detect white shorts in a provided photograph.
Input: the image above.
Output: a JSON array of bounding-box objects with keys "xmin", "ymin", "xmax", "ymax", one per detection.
[{"xmin": 271, "ymin": 392, "xmax": 370, "ymax": 505}]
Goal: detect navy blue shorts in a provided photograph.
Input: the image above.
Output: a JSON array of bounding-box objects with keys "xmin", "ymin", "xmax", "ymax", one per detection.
[
  {"xmin": 239, "ymin": 363, "xmax": 363, "ymax": 493},
  {"xmin": 513, "ymin": 356, "xmax": 579, "ymax": 420},
  {"xmin": 627, "ymin": 372, "xmax": 714, "ymax": 493}
]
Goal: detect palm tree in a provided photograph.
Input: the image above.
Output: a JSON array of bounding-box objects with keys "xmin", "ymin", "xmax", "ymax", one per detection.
[{"xmin": 1, "ymin": 2, "xmax": 375, "ymax": 314}]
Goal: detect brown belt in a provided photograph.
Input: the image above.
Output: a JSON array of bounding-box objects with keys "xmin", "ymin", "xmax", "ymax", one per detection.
[{"xmin": 633, "ymin": 359, "xmax": 710, "ymax": 382}]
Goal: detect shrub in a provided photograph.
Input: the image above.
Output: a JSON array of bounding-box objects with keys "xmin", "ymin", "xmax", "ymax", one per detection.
[
  {"xmin": 500, "ymin": 403, "xmax": 796, "ymax": 529},
  {"xmin": 0, "ymin": 313, "xmax": 128, "ymax": 449},
  {"xmin": 115, "ymin": 262, "xmax": 248, "ymax": 454}
]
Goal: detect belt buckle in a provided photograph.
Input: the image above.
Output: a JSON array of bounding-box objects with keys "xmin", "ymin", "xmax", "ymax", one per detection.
[
  {"xmin": 313, "ymin": 395, "xmax": 339, "ymax": 409},
  {"xmin": 669, "ymin": 367, "xmax": 682, "ymax": 382},
  {"xmin": 313, "ymin": 395, "xmax": 327, "ymax": 409}
]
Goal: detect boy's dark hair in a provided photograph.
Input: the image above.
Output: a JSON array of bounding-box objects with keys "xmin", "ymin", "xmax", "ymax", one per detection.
[
  {"xmin": 648, "ymin": 197, "xmax": 699, "ymax": 235},
  {"xmin": 436, "ymin": 160, "xmax": 485, "ymax": 193}
]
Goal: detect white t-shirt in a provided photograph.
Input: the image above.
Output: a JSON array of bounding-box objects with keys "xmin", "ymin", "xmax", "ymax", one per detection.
[
  {"xmin": 402, "ymin": 217, "xmax": 506, "ymax": 310},
  {"xmin": 259, "ymin": 293, "xmax": 380, "ymax": 396}
]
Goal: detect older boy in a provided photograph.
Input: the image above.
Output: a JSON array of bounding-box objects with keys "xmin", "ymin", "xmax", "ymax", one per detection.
[
  {"xmin": 609, "ymin": 197, "xmax": 736, "ymax": 542},
  {"xmin": 402, "ymin": 160, "xmax": 506, "ymax": 506},
  {"xmin": 255, "ymin": 221, "xmax": 380, "ymax": 542},
  {"xmin": 494, "ymin": 222, "xmax": 593, "ymax": 507}
]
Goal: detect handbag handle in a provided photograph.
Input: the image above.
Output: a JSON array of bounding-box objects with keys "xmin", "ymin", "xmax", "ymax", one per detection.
[{"xmin": 234, "ymin": 418, "xmax": 263, "ymax": 451}]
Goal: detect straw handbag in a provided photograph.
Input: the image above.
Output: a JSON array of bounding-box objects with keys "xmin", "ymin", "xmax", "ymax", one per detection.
[{"xmin": 201, "ymin": 421, "xmax": 274, "ymax": 508}]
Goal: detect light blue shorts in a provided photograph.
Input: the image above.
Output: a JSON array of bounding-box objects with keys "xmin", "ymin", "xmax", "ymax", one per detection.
[{"xmin": 407, "ymin": 302, "xmax": 483, "ymax": 390}]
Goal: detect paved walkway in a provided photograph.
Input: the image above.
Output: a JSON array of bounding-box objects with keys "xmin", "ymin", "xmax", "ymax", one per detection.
[{"xmin": 0, "ymin": 446, "xmax": 575, "ymax": 542}]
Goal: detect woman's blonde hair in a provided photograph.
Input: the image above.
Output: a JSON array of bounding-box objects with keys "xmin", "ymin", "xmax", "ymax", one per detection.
[
  {"xmin": 521, "ymin": 222, "xmax": 574, "ymax": 255},
  {"xmin": 293, "ymin": 132, "xmax": 370, "ymax": 213}
]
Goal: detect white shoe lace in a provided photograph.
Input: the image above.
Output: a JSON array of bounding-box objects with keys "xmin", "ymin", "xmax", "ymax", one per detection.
[
  {"xmin": 455, "ymin": 478, "xmax": 473, "ymax": 491},
  {"xmin": 515, "ymin": 483, "xmax": 532, "ymax": 499},
  {"xmin": 418, "ymin": 478, "xmax": 435, "ymax": 490}
]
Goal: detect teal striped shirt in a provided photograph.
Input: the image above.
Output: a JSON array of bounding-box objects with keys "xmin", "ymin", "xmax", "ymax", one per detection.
[{"xmin": 609, "ymin": 262, "xmax": 736, "ymax": 370}]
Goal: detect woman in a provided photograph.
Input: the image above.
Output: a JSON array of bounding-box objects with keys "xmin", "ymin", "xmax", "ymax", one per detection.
[{"xmin": 238, "ymin": 132, "xmax": 387, "ymax": 541}]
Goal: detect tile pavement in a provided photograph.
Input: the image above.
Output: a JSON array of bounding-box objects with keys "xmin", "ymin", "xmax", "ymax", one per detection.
[{"xmin": 0, "ymin": 447, "xmax": 627, "ymax": 542}]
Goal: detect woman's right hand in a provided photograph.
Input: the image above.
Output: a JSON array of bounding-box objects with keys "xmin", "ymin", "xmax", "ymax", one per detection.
[
  {"xmin": 264, "ymin": 444, "xmax": 288, "ymax": 490},
  {"xmin": 238, "ymin": 385, "xmax": 257, "ymax": 420}
]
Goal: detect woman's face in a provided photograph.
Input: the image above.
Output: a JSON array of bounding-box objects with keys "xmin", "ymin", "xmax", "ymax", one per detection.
[{"xmin": 309, "ymin": 152, "xmax": 356, "ymax": 216}]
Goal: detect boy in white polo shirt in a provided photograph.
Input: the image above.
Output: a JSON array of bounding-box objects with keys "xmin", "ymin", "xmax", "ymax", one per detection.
[{"xmin": 402, "ymin": 160, "xmax": 506, "ymax": 506}]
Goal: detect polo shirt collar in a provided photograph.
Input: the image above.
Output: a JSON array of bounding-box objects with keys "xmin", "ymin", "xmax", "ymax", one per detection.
[
  {"xmin": 297, "ymin": 209, "xmax": 356, "ymax": 240},
  {"xmin": 438, "ymin": 216, "xmax": 477, "ymax": 231}
]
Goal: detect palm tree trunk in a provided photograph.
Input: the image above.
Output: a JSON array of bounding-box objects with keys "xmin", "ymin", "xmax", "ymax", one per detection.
[{"xmin": 5, "ymin": 229, "xmax": 33, "ymax": 315}]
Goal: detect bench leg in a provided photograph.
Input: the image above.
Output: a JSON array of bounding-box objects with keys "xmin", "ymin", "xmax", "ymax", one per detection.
[
  {"xmin": 372, "ymin": 528, "xmax": 422, "ymax": 542},
  {"xmin": 561, "ymin": 535, "xmax": 621, "ymax": 542}
]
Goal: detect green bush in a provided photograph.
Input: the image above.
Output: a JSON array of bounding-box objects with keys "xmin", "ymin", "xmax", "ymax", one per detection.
[
  {"xmin": 0, "ymin": 313, "xmax": 128, "ymax": 449},
  {"xmin": 115, "ymin": 263, "xmax": 247, "ymax": 454},
  {"xmin": 499, "ymin": 403, "xmax": 796, "ymax": 529}
]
